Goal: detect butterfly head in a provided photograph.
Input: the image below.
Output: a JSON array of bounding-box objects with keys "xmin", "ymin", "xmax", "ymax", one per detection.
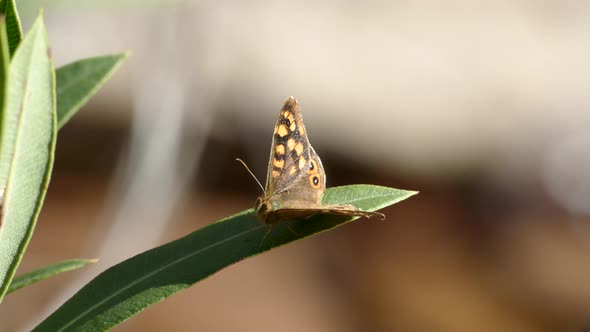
[{"xmin": 255, "ymin": 196, "xmax": 283, "ymax": 225}]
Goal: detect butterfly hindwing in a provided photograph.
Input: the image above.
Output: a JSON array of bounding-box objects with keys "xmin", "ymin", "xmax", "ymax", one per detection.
[
  {"xmin": 274, "ymin": 206, "xmax": 385, "ymax": 220},
  {"xmin": 270, "ymin": 145, "xmax": 325, "ymax": 209}
]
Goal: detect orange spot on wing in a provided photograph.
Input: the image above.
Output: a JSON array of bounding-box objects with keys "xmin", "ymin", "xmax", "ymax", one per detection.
[
  {"xmin": 272, "ymin": 170, "xmax": 280, "ymax": 177},
  {"xmin": 298, "ymin": 157, "xmax": 307, "ymax": 170},
  {"xmin": 275, "ymin": 144, "xmax": 285, "ymax": 155},
  {"xmin": 283, "ymin": 111, "xmax": 291, "ymax": 119},
  {"xmin": 294, "ymin": 142, "xmax": 304, "ymax": 155},
  {"xmin": 277, "ymin": 124, "xmax": 289, "ymax": 137},
  {"xmin": 289, "ymin": 166, "xmax": 297, "ymax": 175},
  {"xmin": 297, "ymin": 118, "xmax": 305, "ymax": 134},
  {"xmin": 273, "ymin": 158, "xmax": 285, "ymax": 169},
  {"xmin": 287, "ymin": 138, "xmax": 296, "ymax": 151}
]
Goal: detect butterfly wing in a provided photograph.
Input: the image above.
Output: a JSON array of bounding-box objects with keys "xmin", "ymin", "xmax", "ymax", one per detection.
[
  {"xmin": 258, "ymin": 97, "xmax": 386, "ymax": 225},
  {"xmin": 264, "ymin": 97, "xmax": 313, "ymax": 197},
  {"xmin": 274, "ymin": 206, "xmax": 385, "ymax": 220}
]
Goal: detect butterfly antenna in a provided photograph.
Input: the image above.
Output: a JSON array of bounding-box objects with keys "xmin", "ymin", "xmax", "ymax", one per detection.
[{"xmin": 235, "ymin": 158, "xmax": 265, "ymax": 193}]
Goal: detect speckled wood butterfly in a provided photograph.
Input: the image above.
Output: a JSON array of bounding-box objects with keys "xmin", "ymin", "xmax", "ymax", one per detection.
[{"xmin": 239, "ymin": 97, "xmax": 385, "ymax": 225}]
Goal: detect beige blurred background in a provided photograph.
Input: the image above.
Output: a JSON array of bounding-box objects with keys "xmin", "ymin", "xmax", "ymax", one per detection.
[{"xmin": 2, "ymin": 1, "xmax": 590, "ymax": 331}]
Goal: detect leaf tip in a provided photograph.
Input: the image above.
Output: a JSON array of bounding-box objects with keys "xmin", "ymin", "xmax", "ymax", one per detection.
[{"xmin": 31, "ymin": 9, "xmax": 46, "ymax": 31}]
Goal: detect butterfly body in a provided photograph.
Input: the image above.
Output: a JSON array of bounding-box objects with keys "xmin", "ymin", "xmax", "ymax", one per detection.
[{"xmin": 254, "ymin": 97, "xmax": 384, "ymax": 225}]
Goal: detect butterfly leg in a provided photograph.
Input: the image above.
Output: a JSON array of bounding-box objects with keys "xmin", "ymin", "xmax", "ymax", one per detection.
[
  {"xmin": 259, "ymin": 225, "xmax": 274, "ymax": 248},
  {"xmin": 283, "ymin": 220, "xmax": 301, "ymax": 237}
]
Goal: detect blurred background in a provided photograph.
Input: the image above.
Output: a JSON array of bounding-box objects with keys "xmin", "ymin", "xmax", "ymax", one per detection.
[{"xmin": 2, "ymin": 1, "xmax": 590, "ymax": 331}]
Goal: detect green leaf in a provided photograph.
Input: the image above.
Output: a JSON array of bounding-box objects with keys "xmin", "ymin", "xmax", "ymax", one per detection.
[
  {"xmin": 0, "ymin": 0, "xmax": 22, "ymax": 56},
  {"xmin": 0, "ymin": 17, "xmax": 9, "ymax": 227},
  {"xmin": 0, "ymin": 14, "xmax": 56, "ymax": 302},
  {"xmin": 7, "ymin": 259, "xmax": 97, "ymax": 295},
  {"xmin": 0, "ymin": 17, "xmax": 10, "ymax": 140},
  {"xmin": 55, "ymin": 52, "xmax": 128, "ymax": 129},
  {"xmin": 34, "ymin": 185, "xmax": 417, "ymax": 331}
]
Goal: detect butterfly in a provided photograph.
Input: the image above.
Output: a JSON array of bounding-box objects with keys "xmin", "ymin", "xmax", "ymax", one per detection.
[{"xmin": 238, "ymin": 96, "xmax": 385, "ymax": 225}]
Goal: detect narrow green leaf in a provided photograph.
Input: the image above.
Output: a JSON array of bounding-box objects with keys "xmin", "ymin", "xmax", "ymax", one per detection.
[
  {"xmin": 0, "ymin": 16, "xmax": 10, "ymax": 190},
  {"xmin": 0, "ymin": 17, "xmax": 10, "ymax": 145},
  {"xmin": 0, "ymin": 14, "xmax": 56, "ymax": 302},
  {"xmin": 7, "ymin": 259, "xmax": 97, "ymax": 295},
  {"xmin": 56, "ymin": 52, "xmax": 128, "ymax": 129},
  {"xmin": 0, "ymin": 0, "xmax": 22, "ymax": 56},
  {"xmin": 35, "ymin": 185, "xmax": 417, "ymax": 331}
]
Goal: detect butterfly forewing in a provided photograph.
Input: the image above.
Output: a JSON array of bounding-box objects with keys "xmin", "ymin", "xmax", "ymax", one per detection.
[{"xmin": 264, "ymin": 97, "xmax": 312, "ymax": 197}]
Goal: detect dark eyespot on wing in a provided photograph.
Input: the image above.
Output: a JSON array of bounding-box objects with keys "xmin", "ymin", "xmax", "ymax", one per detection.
[
  {"xmin": 307, "ymin": 158, "xmax": 319, "ymax": 175},
  {"xmin": 310, "ymin": 174, "xmax": 321, "ymax": 188}
]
